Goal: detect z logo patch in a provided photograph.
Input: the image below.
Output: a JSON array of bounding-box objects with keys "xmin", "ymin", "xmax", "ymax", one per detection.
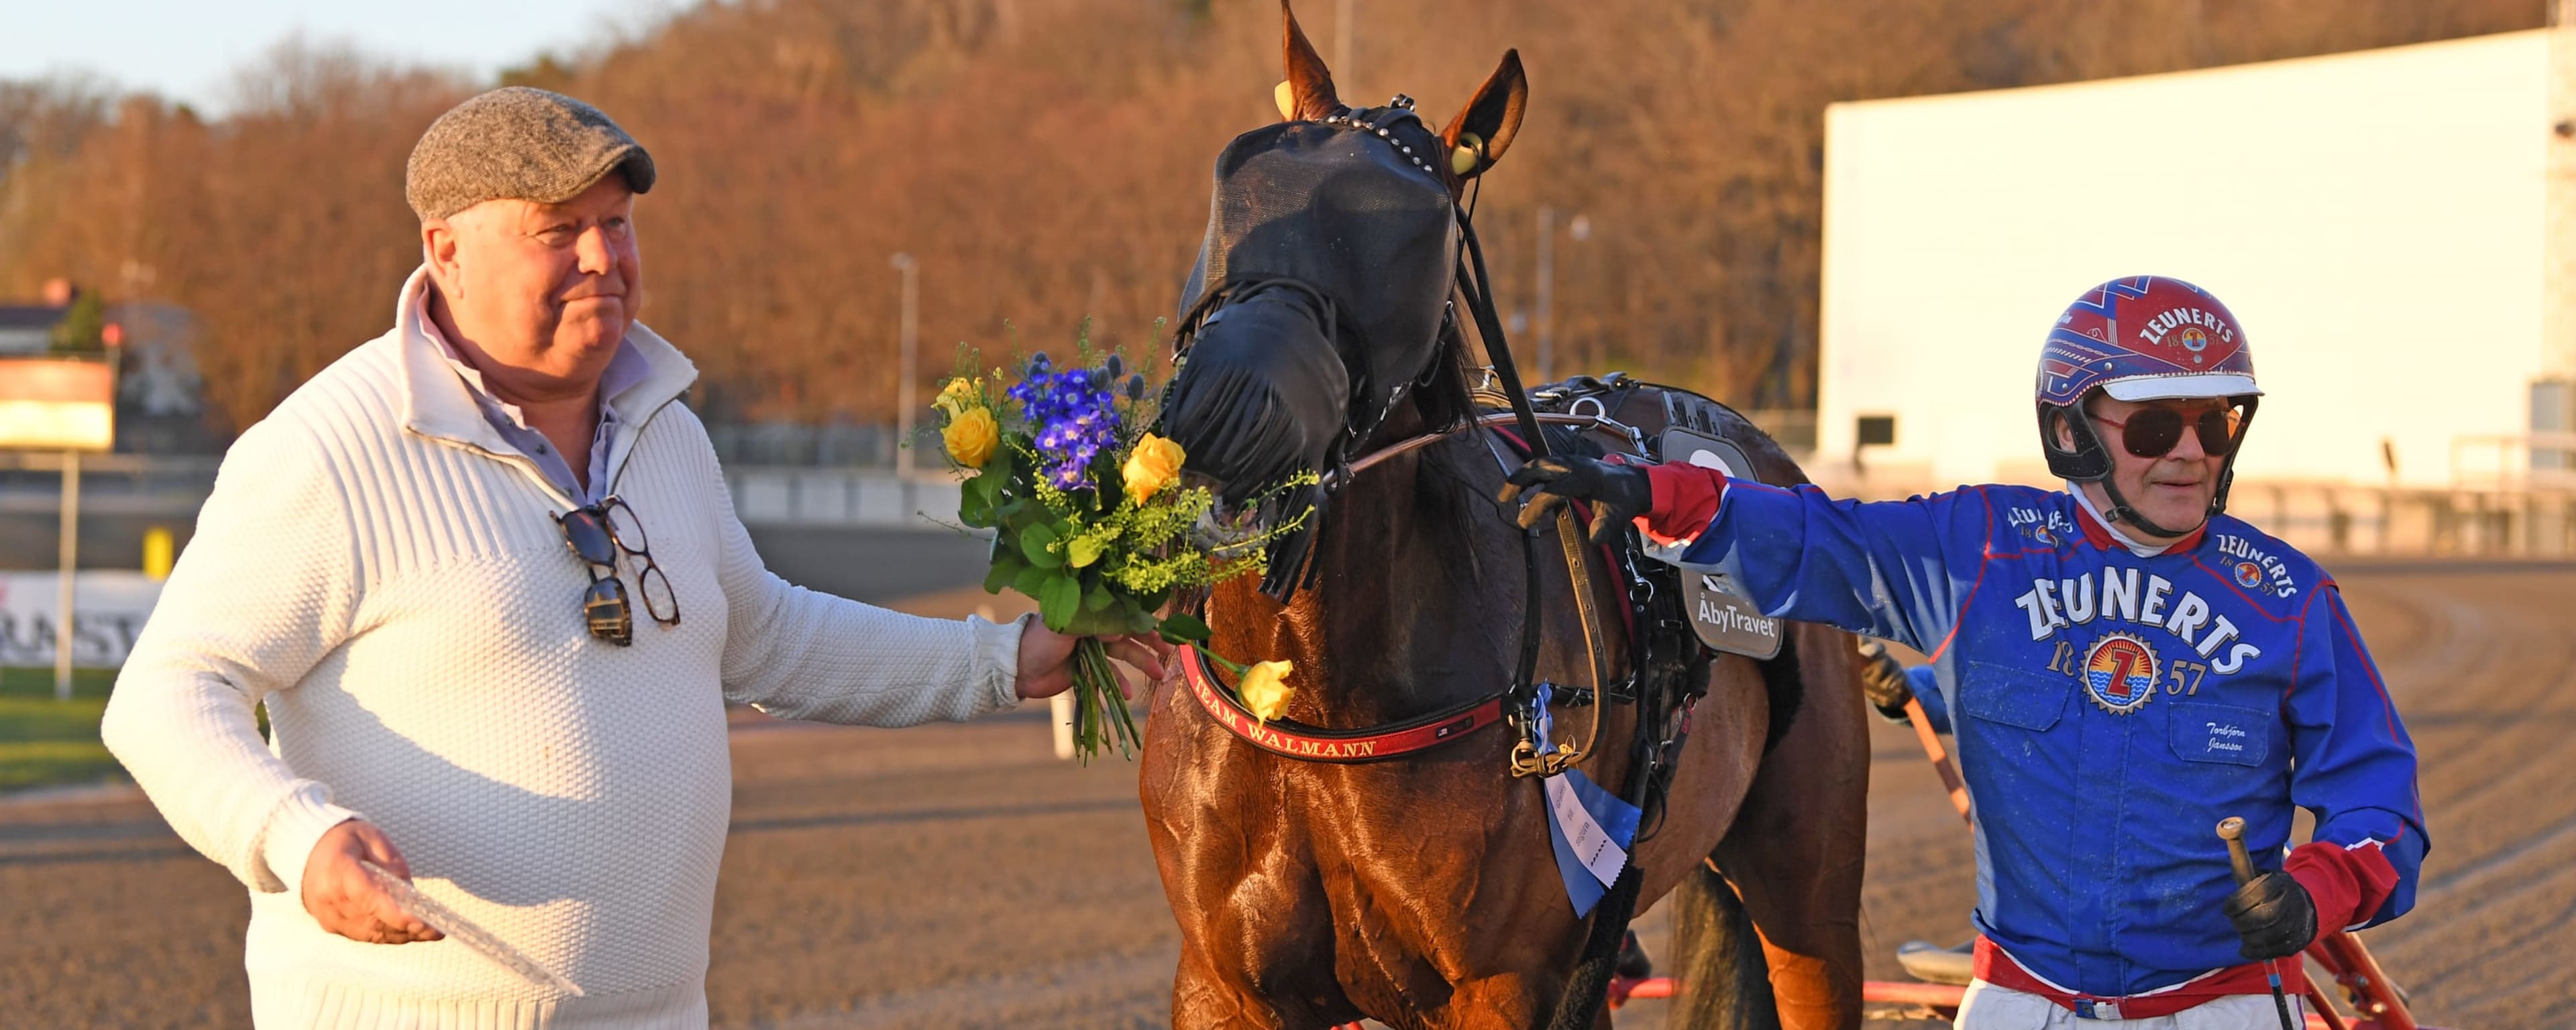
[{"xmin": 2083, "ymin": 633, "xmax": 2159, "ymax": 715}]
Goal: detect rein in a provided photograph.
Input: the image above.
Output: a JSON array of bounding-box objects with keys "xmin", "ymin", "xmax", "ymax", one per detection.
[{"xmin": 1322, "ymin": 410, "xmax": 1644, "ymax": 489}]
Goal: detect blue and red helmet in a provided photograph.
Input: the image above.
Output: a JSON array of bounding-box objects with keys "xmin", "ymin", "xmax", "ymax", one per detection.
[
  {"xmin": 2036, "ymin": 276, "xmax": 2262, "ymax": 528},
  {"xmin": 2037, "ymin": 276, "xmax": 2260, "ymax": 408}
]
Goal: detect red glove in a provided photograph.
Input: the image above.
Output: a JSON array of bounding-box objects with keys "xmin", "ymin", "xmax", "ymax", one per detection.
[
  {"xmin": 2283, "ymin": 839, "xmax": 2400, "ymax": 935},
  {"xmin": 1632, "ymin": 461, "xmax": 1730, "ymax": 545}
]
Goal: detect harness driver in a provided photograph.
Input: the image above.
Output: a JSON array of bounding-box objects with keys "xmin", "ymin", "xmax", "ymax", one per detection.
[{"xmin": 1501, "ymin": 276, "xmax": 2427, "ymax": 1029}]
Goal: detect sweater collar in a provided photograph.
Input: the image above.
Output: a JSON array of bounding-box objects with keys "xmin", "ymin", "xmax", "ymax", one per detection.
[{"xmin": 393, "ymin": 265, "xmax": 698, "ymax": 458}]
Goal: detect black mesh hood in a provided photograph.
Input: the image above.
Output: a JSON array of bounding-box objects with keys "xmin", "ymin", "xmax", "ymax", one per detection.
[
  {"xmin": 1174, "ymin": 107, "xmax": 1456, "ymax": 427},
  {"xmin": 1161, "ymin": 282, "xmax": 1350, "ymax": 506},
  {"xmin": 1161, "ymin": 107, "xmax": 1460, "ymax": 598}
]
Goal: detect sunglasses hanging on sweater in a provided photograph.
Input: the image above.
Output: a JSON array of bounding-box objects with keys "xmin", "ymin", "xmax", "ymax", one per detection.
[{"xmin": 555, "ymin": 496, "xmax": 679, "ymax": 646}]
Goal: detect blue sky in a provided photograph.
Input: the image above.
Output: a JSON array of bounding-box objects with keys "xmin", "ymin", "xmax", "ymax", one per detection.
[{"xmin": 1, "ymin": 1, "xmax": 649, "ymax": 114}]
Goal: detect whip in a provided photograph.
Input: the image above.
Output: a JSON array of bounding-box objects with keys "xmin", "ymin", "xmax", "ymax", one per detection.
[{"xmin": 2216, "ymin": 817, "xmax": 2297, "ymax": 1030}]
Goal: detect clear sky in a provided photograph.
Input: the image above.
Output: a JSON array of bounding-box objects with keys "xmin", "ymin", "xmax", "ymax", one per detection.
[{"xmin": 1, "ymin": 1, "xmax": 649, "ymax": 114}]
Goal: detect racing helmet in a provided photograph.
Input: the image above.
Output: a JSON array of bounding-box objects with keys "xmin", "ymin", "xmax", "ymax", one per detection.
[{"xmin": 2035, "ymin": 276, "xmax": 2262, "ymax": 534}]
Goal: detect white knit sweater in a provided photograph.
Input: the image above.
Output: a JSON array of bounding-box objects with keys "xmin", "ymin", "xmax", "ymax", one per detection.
[{"xmin": 102, "ymin": 268, "xmax": 1026, "ymax": 1028}]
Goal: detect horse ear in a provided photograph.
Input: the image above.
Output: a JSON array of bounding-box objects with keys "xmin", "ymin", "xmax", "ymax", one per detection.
[
  {"xmin": 1281, "ymin": 1, "xmax": 1342, "ymax": 121},
  {"xmin": 1441, "ymin": 50, "xmax": 1526, "ymax": 179}
]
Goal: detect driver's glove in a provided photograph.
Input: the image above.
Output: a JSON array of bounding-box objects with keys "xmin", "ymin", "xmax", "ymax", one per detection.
[
  {"xmin": 2222, "ymin": 869, "xmax": 2319, "ymax": 962},
  {"xmin": 1855, "ymin": 640, "xmax": 1917, "ymax": 724},
  {"xmin": 1497, "ymin": 455, "xmax": 1653, "ymax": 545}
]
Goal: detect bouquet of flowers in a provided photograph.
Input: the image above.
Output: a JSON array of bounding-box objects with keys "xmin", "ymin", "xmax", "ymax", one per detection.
[{"xmin": 934, "ymin": 340, "xmax": 1310, "ymax": 760}]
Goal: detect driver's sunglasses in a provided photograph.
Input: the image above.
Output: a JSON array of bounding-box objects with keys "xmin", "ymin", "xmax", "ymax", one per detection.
[
  {"xmin": 555, "ymin": 496, "xmax": 679, "ymax": 646},
  {"xmin": 2092, "ymin": 405, "xmax": 2241, "ymax": 460}
]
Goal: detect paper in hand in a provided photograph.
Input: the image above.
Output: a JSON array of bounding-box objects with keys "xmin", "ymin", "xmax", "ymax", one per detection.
[{"xmin": 360, "ymin": 860, "xmax": 584, "ymax": 996}]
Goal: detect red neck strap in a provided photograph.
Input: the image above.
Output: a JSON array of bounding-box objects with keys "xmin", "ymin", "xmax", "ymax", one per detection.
[
  {"xmin": 1177, "ymin": 645, "xmax": 1507, "ymax": 762},
  {"xmin": 2071, "ymin": 495, "xmax": 2206, "ymax": 555}
]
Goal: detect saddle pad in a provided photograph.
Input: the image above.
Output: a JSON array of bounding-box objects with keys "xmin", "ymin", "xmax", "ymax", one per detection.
[{"xmin": 1646, "ymin": 428, "xmax": 1784, "ymax": 659}]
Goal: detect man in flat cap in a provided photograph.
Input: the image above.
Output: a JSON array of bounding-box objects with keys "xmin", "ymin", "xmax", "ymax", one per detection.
[{"xmin": 101, "ymin": 87, "xmax": 1162, "ymax": 1027}]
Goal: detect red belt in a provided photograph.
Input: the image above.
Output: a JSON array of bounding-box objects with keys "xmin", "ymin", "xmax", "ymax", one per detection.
[
  {"xmin": 1178, "ymin": 645, "xmax": 1507, "ymax": 762},
  {"xmin": 1972, "ymin": 935, "xmax": 2311, "ymax": 1021}
]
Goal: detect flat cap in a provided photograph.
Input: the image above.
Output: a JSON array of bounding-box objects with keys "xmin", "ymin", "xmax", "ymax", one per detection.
[{"xmin": 405, "ymin": 87, "xmax": 656, "ymax": 222}]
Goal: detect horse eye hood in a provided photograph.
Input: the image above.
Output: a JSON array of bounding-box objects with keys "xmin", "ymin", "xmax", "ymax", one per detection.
[{"xmin": 1175, "ymin": 115, "xmax": 1458, "ymax": 418}]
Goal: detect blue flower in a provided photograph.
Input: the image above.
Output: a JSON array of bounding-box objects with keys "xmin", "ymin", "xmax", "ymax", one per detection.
[{"xmin": 1006, "ymin": 360, "xmax": 1125, "ymax": 493}]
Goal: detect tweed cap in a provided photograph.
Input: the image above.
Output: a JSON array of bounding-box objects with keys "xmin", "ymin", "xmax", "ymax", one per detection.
[{"xmin": 405, "ymin": 87, "xmax": 655, "ymax": 222}]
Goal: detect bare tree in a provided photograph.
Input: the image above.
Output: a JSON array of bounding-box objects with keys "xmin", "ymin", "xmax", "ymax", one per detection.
[{"xmin": 0, "ymin": 0, "xmax": 2544, "ymax": 433}]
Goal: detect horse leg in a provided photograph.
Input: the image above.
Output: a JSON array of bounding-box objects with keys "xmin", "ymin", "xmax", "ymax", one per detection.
[
  {"xmin": 1172, "ymin": 941, "xmax": 1284, "ymax": 1030},
  {"xmin": 1660, "ymin": 858, "xmax": 1784, "ymax": 1030},
  {"xmin": 1712, "ymin": 624, "xmax": 1871, "ymax": 1030},
  {"xmin": 1421, "ymin": 974, "xmax": 1550, "ymax": 1030},
  {"xmin": 1167, "ymin": 881, "xmax": 1357, "ymax": 1030},
  {"xmin": 1146, "ymin": 689, "xmax": 1353, "ymax": 1029},
  {"xmin": 1660, "ymin": 859, "xmax": 1782, "ymax": 1030}
]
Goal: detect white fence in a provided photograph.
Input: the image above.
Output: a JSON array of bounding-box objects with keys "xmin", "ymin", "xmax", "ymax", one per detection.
[
  {"xmin": 722, "ymin": 467, "xmax": 961, "ymax": 529},
  {"xmin": 1807, "ymin": 467, "xmax": 2576, "ymax": 559},
  {"xmin": 2227, "ymin": 483, "xmax": 2576, "ymax": 558},
  {"xmin": 0, "ymin": 453, "xmax": 964, "ymax": 531}
]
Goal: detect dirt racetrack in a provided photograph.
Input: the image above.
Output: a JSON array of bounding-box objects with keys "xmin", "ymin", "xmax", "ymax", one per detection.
[{"xmin": 1, "ymin": 561, "xmax": 2568, "ymax": 1027}]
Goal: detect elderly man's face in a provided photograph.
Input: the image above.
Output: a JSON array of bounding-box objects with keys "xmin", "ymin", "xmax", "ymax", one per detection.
[
  {"xmin": 2079, "ymin": 394, "xmax": 2236, "ymax": 538},
  {"xmin": 425, "ymin": 176, "xmax": 640, "ymax": 390}
]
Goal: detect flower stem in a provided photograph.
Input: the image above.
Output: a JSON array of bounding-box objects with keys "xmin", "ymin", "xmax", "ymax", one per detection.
[{"xmin": 1068, "ymin": 637, "xmax": 1140, "ymax": 762}]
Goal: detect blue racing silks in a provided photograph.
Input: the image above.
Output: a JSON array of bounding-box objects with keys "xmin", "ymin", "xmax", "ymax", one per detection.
[{"xmin": 1666, "ymin": 480, "xmax": 2425, "ymax": 998}]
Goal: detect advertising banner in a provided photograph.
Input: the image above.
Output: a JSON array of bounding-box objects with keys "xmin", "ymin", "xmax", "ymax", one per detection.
[{"xmin": 0, "ymin": 571, "xmax": 162, "ymax": 668}]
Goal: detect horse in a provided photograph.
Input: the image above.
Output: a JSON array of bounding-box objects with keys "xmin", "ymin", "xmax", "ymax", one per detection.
[{"xmin": 1137, "ymin": 7, "xmax": 1870, "ymax": 1028}]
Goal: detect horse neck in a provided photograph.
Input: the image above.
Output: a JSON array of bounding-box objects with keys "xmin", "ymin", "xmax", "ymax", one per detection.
[{"xmin": 1204, "ymin": 414, "xmax": 1512, "ymax": 725}]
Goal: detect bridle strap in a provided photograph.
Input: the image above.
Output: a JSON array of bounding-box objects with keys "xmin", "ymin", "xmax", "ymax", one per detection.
[
  {"xmin": 1454, "ymin": 207, "xmax": 1550, "ymax": 461},
  {"xmin": 1324, "ymin": 411, "xmax": 1633, "ymax": 488},
  {"xmin": 1179, "ymin": 645, "xmax": 1508, "ymax": 762}
]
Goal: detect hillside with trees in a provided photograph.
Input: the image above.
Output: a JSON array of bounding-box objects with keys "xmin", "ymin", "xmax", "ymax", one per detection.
[{"xmin": 0, "ymin": 0, "xmax": 2542, "ymax": 435}]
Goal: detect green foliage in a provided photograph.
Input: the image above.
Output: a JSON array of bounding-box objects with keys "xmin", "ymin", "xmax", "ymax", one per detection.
[
  {"xmin": 0, "ymin": 667, "xmax": 123, "ymax": 792},
  {"xmin": 936, "ymin": 324, "xmax": 1318, "ymax": 758},
  {"xmin": 48, "ymin": 288, "xmax": 105, "ymax": 354},
  {"xmin": 1157, "ymin": 612, "xmax": 1212, "ymax": 645},
  {"xmin": 497, "ymin": 53, "xmax": 577, "ymax": 91}
]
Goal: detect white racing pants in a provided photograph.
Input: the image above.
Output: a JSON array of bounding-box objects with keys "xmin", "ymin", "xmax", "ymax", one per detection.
[{"xmin": 1955, "ymin": 979, "xmax": 2306, "ymax": 1029}]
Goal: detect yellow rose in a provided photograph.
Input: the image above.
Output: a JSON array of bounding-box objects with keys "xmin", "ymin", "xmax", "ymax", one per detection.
[
  {"xmin": 943, "ymin": 406, "xmax": 998, "ymax": 469},
  {"xmin": 1122, "ymin": 433, "xmax": 1187, "ymax": 506},
  {"xmin": 1238, "ymin": 659, "xmax": 1293, "ymax": 722},
  {"xmin": 934, "ymin": 377, "xmax": 978, "ymax": 416}
]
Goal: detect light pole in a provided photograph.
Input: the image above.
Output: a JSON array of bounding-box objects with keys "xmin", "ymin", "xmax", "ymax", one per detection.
[
  {"xmin": 891, "ymin": 252, "xmax": 919, "ymax": 477},
  {"xmin": 56, "ymin": 451, "xmax": 77, "ymax": 700},
  {"xmin": 1336, "ymin": 0, "xmax": 1355, "ymax": 91},
  {"xmin": 1534, "ymin": 209, "xmax": 1591, "ymax": 382}
]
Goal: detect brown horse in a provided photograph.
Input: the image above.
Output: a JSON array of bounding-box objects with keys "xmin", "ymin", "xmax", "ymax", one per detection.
[{"xmin": 1138, "ymin": 7, "xmax": 1870, "ymax": 1028}]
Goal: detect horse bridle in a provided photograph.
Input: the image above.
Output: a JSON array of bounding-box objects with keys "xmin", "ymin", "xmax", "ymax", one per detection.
[
  {"xmin": 1169, "ymin": 98, "xmax": 1627, "ymax": 774},
  {"xmin": 1166, "ymin": 103, "xmax": 1556, "ymax": 496}
]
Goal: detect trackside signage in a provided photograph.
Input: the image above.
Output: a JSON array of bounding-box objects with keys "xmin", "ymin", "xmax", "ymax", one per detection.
[{"xmin": 0, "ymin": 571, "xmax": 162, "ymax": 667}]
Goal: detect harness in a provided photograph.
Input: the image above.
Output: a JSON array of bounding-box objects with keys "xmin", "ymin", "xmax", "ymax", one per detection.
[
  {"xmin": 1162, "ymin": 95, "xmax": 1774, "ymax": 1030},
  {"xmin": 1161, "ymin": 98, "xmax": 1753, "ymax": 796},
  {"xmin": 1177, "ymin": 378, "xmax": 1729, "ymax": 802}
]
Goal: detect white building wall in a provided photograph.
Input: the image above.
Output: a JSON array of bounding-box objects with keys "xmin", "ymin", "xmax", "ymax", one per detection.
[{"xmin": 1820, "ymin": 31, "xmax": 2548, "ymax": 491}]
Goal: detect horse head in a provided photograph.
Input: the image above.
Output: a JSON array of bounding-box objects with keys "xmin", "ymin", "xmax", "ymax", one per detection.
[{"xmin": 1157, "ymin": 0, "xmax": 1525, "ymax": 597}]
